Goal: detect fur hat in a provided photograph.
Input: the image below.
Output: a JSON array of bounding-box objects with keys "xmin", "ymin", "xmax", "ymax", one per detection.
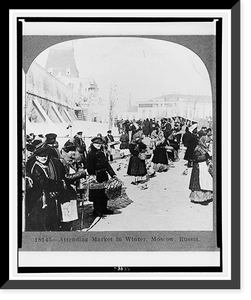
[
  {"xmin": 91, "ymin": 136, "xmax": 104, "ymax": 144},
  {"xmin": 63, "ymin": 140, "xmax": 76, "ymax": 152},
  {"xmin": 34, "ymin": 146, "xmax": 48, "ymax": 157},
  {"xmin": 45, "ymin": 133, "xmax": 57, "ymax": 144}
]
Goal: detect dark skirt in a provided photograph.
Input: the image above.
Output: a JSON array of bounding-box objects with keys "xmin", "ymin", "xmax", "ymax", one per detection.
[
  {"xmin": 120, "ymin": 142, "xmax": 129, "ymax": 149},
  {"xmin": 127, "ymin": 155, "xmax": 147, "ymax": 176},
  {"xmin": 26, "ymin": 195, "xmax": 59, "ymax": 231},
  {"xmin": 189, "ymin": 162, "xmax": 200, "ymax": 191},
  {"xmin": 152, "ymin": 147, "xmax": 168, "ymax": 165}
]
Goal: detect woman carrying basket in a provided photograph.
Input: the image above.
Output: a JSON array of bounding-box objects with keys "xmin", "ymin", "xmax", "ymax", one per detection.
[{"xmin": 127, "ymin": 131, "xmax": 148, "ymax": 185}]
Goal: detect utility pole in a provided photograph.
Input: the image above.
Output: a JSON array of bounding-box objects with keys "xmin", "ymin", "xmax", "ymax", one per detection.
[{"xmin": 108, "ymin": 83, "xmax": 116, "ymax": 130}]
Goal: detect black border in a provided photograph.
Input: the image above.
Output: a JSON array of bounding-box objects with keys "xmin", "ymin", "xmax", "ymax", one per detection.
[
  {"xmin": 17, "ymin": 16, "xmax": 23, "ymax": 250},
  {"xmin": 5, "ymin": 4, "xmax": 240, "ymax": 289}
]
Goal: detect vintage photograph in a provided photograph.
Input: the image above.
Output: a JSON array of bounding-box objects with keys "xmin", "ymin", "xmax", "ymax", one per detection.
[
  {"xmin": 19, "ymin": 19, "xmax": 219, "ymax": 255},
  {"xmin": 7, "ymin": 5, "xmax": 242, "ymax": 289},
  {"xmin": 23, "ymin": 37, "xmax": 214, "ymax": 231}
]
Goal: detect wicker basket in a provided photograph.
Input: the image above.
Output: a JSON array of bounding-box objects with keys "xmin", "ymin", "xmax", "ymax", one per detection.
[{"xmin": 79, "ymin": 177, "xmax": 123, "ymax": 199}]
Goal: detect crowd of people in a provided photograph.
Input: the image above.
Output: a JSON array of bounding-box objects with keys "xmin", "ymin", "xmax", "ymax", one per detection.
[
  {"xmin": 116, "ymin": 118, "xmax": 213, "ymax": 205},
  {"xmin": 23, "ymin": 116, "xmax": 213, "ymax": 232}
]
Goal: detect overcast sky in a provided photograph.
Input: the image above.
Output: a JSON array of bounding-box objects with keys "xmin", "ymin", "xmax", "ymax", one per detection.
[{"xmin": 35, "ymin": 37, "xmax": 212, "ymax": 104}]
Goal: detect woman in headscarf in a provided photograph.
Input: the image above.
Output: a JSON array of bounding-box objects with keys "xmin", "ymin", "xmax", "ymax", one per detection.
[
  {"xmin": 127, "ymin": 130, "xmax": 147, "ymax": 184},
  {"xmin": 119, "ymin": 129, "xmax": 129, "ymax": 150},
  {"xmin": 183, "ymin": 123, "xmax": 199, "ymax": 167},
  {"xmin": 143, "ymin": 118, "xmax": 151, "ymax": 137},
  {"xmin": 119, "ymin": 129, "xmax": 130, "ymax": 158},
  {"xmin": 189, "ymin": 135, "xmax": 213, "ymax": 205},
  {"xmin": 167, "ymin": 130, "xmax": 180, "ymax": 162},
  {"xmin": 151, "ymin": 128, "xmax": 169, "ymax": 172},
  {"xmin": 25, "ymin": 146, "xmax": 85, "ymax": 231}
]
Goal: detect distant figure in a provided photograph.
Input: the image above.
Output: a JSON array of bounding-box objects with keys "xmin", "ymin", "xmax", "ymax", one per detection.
[
  {"xmin": 105, "ymin": 130, "xmax": 115, "ymax": 162},
  {"xmin": 182, "ymin": 126, "xmax": 191, "ymax": 148},
  {"xmin": 127, "ymin": 131, "xmax": 147, "ymax": 184},
  {"xmin": 151, "ymin": 128, "xmax": 169, "ymax": 172},
  {"xmin": 73, "ymin": 131, "xmax": 85, "ymax": 148},
  {"xmin": 183, "ymin": 124, "xmax": 198, "ymax": 168},
  {"xmin": 119, "ymin": 130, "xmax": 129, "ymax": 150},
  {"xmin": 143, "ymin": 118, "xmax": 151, "ymax": 137}
]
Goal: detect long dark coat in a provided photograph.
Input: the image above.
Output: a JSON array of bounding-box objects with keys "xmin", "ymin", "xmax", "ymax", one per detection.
[
  {"xmin": 119, "ymin": 132, "xmax": 129, "ymax": 149},
  {"xmin": 25, "ymin": 156, "xmax": 82, "ymax": 231},
  {"xmin": 86, "ymin": 145, "xmax": 116, "ymax": 214},
  {"xmin": 104, "ymin": 134, "xmax": 115, "ymax": 149},
  {"xmin": 184, "ymin": 133, "xmax": 198, "ymax": 161},
  {"xmin": 182, "ymin": 130, "xmax": 191, "ymax": 147},
  {"xmin": 86, "ymin": 145, "xmax": 116, "ymax": 181},
  {"xmin": 162, "ymin": 123, "xmax": 172, "ymax": 139},
  {"xmin": 127, "ymin": 141, "xmax": 147, "ymax": 176},
  {"xmin": 143, "ymin": 119, "xmax": 151, "ymax": 136}
]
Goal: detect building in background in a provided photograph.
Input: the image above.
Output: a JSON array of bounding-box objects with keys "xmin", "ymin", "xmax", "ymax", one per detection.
[
  {"xmin": 25, "ymin": 61, "xmax": 79, "ymax": 124},
  {"xmin": 136, "ymin": 94, "xmax": 212, "ymax": 126},
  {"xmin": 45, "ymin": 44, "xmax": 103, "ymax": 122}
]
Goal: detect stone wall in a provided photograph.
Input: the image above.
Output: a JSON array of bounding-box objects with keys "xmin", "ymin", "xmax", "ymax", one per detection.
[{"xmin": 26, "ymin": 61, "xmax": 78, "ymax": 123}]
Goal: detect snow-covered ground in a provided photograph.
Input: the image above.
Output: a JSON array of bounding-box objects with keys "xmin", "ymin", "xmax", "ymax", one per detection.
[
  {"xmin": 87, "ymin": 149, "xmax": 214, "ymax": 232},
  {"xmin": 25, "ymin": 122, "xmax": 213, "ymax": 232}
]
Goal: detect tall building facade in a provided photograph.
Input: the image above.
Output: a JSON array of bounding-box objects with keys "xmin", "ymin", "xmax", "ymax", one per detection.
[
  {"xmin": 45, "ymin": 44, "xmax": 101, "ymax": 122},
  {"xmin": 45, "ymin": 45, "xmax": 79, "ymax": 78}
]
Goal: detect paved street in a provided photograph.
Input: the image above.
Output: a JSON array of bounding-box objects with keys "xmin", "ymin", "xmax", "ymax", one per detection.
[{"xmin": 86, "ymin": 145, "xmax": 213, "ymax": 232}]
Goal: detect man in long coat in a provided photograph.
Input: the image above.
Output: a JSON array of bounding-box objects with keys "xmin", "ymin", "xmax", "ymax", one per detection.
[
  {"xmin": 104, "ymin": 130, "xmax": 115, "ymax": 162},
  {"xmin": 86, "ymin": 136, "xmax": 117, "ymax": 217}
]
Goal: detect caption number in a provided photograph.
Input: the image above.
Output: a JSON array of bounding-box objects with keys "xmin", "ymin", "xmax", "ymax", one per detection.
[{"xmin": 114, "ymin": 267, "xmax": 130, "ymax": 271}]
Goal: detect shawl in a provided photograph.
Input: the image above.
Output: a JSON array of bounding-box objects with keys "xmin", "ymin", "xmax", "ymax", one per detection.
[
  {"xmin": 31, "ymin": 159, "xmax": 57, "ymax": 181},
  {"xmin": 195, "ymin": 136, "xmax": 210, "ymax": 155}
]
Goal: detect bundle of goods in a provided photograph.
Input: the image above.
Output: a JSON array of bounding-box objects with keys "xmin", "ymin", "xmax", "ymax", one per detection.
[
  {"xmin": 104, "ymin": 177, "xmax": 123, "ymax": 200},
  {"xmin": 79, "ymin": 176, "xmax": 123, "ymax": 200}
]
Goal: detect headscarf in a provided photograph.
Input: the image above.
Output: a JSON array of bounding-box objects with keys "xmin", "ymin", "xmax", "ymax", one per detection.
[
  {"xmin": 132, "ymin": 130, "xmax": 143, "ymax": 143},
  {"xmin": 189, "ymin": 123, "xmax": 198, "ymax": 133},
  {"xmin": 155, "ymin": 129, "xmax": 165, "ymax": 145}
]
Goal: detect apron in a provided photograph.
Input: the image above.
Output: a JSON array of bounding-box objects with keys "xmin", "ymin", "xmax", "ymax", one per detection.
[{"xmin": 199, "ymin": 161, "xmax": 213, "ymax": 191}]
